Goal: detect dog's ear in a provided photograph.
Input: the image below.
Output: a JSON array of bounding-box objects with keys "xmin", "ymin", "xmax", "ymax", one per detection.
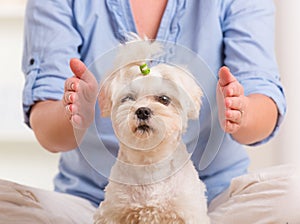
[
  {"xmin": 175, "ymin": 68, "xmax": 203, "ymax": 120},
  {"xmin": 98, "ymin": 79, "xmax": 113, "ymax": 117}
]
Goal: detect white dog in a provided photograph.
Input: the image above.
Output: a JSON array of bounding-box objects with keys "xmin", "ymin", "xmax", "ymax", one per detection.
[{"xmin": 94, "ymin": 40, "xmax": 210, "ymax": 224}]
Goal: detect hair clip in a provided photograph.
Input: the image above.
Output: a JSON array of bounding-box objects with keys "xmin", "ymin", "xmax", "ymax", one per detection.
[{"xmin": 140, "ymin": 63, "xmax": 150, "ymax": 75}]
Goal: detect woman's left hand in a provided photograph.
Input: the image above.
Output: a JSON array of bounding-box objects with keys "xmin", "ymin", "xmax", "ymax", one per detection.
[{"xmin": 216, "ymin": 66, "xmax": 248, "ymax": 134}]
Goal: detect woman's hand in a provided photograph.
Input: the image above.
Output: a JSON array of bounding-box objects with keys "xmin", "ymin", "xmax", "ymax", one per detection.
[
  {"xmin": 30, "ymin": 59, "xmax": 99, "ymax": 152},
  {"xmin": 217, "ymin": 66, "xmax": 249, "ymax": 134},
  {"xmin": 63, "ymin": 58, "xmax": 99, "ymax": 129},
  {"xmin": 216, "ymin": 66, "xmax": 278, "ymax": 145}
]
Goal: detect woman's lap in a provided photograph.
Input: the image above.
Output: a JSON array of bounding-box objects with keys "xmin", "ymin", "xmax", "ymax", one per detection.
[
  {"xmin": 0, "ymin": 179, "xmax": 95, "ymax": 224},
  {"xmin": 1, "ymin": 164, "xmax": 299, "ymax": 223},
  {"xmin": 208, "ymin": 164, "xmax": 300, "ymax": 224}
]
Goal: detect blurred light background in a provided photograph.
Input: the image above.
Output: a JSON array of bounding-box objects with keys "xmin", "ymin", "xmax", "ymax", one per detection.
[
  {"xmin": 0, "ymin": 0, "xmax": 59, "ymax": 190},
  {"xmin": 0, "ymin": 0, "xmax": 299, "ymax": 190}
]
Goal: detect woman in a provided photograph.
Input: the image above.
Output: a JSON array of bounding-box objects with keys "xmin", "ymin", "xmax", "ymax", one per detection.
[{"xmin": 1, "ymin": 0, "xmax": 298, "ymax": 223}]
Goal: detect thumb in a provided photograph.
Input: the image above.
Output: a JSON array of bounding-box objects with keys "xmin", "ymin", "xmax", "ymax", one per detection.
[
  {"xmin": 218, "ymin": 66, "xmax": 236, "ymax": 87},
  {"xmin": 70, "ymin": 58, "xmax": 95, "ymax": 83}
]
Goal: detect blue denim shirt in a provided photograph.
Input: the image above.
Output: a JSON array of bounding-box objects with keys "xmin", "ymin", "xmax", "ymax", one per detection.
[{"xmin": 22, "ymin": 0, "xmax": 286, "ymax": 206}]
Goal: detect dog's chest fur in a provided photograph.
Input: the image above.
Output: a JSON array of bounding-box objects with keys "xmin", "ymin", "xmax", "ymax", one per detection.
[{"xmin": 94, "ymin": 159, "xmax": 209, "ymax": 223}]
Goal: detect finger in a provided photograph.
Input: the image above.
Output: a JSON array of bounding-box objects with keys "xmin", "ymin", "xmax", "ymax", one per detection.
[
  {"xmin": 65, "ymin": 104, "xmax": 73, "ymax": 120},
  {"xmin": 65, "ymin": 103, "xmax": 79, "ymax": 117},
  {"xmin": 69, "ymin": 58, "xmax": 95, "ymax": 83},
  {"xmin": 225, "ymin": 109, "xmax": 243, "ymax": 124},
  {"xmin": 218, "ymin": 66, "xmax": 237, "ymax": 87},
  {"xmin": 70, "ymin": 58, "xmax": 86, "ymax": 77},
  {"xmin": 225, "ymin": 96, "xmax": 243, "ymax": 110},
  {"xmin": 64, "ymin": 92, "xmax": 75, "ymax": 104},
  {"xmin": 64, "ymin": 77, "xmax": 78, "ymax": 92},
  {"xmin": 224, "ymin": 120, "xmax": 241, "ymax": 134},
  {"xmin": 222, "ymin": 81, "xmax": 243, "ymax": 97}
]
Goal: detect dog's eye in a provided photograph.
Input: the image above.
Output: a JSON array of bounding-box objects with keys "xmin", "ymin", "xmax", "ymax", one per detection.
[
  {"xmin": 156, "ymin": 95, "xmax": 171, "ymax": 106},
  {"xmin": 121, "ymin": 95, "xmax": 135, "ymax": 103}
]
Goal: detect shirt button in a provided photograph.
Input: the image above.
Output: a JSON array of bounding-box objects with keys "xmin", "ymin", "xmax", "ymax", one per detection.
[{"xmin": 29, "ymin": 58, "xmax": 35, "ymax": 65}]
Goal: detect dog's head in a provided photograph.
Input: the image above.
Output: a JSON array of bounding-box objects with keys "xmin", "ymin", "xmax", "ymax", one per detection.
[
  {"xmin": 98, "ymin": 40, "xmax": 202, "ymax": 151},
  {"xmin": 99, "ymin": 62, "xmax": 203, "ymax": 150}
]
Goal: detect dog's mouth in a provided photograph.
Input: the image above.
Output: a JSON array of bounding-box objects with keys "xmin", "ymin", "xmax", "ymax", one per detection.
[
  {"xmin": 137, "ymin": 124, "xmax": 150, "ymax": 132},
  {"xmin": 134, "ymin": 122, "xmax": 153, "ymax": 134}
]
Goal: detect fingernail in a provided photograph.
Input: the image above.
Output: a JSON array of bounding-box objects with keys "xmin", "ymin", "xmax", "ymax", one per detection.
[
  {"xmin": 68, "ymin": 94, "xmax": 73, "ymax": 102},
  {"xmin": 66, "ymin": 105, "xmax": 72, "ymax": 113},
  {"xmin": 70, "ymin": 83, "xmax": 75, "ymax": 90}
]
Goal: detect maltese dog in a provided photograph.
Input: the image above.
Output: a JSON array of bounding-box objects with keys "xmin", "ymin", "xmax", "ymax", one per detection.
[{"xmin": 94, "ymin": 39, "xmax": 210, "ymax": 224}]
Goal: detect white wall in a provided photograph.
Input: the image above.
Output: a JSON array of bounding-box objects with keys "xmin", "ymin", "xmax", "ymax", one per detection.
[
  {"xmin": 0, "ymin": 1, "xmax": 299, "ymax": 190},
  {"xmin": 273, "ymin": 0, "xmax": 300, "ymax": 170},
  {"xmin": 0, "ymin": 2, "xmax": 60, "ymax": 190},
  {"xmin": 0, "ymin": 19, "xmax": 32, "ymax": 141}
]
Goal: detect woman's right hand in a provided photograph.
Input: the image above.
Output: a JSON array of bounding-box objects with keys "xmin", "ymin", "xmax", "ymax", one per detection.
[{"xmin": 63, "ymin": 58, "xmax": 99, "ymax": 130}]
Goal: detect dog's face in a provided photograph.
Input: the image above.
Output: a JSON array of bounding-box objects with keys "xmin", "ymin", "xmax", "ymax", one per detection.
[{"xmin": 99, "ymin": 63, "xmax": 203, "ymax": 151}]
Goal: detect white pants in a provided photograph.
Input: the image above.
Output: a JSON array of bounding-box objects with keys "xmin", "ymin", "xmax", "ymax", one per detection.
[
  {"xmin": 0, "ymin": 164, "xmax": 299, "ymax": 224},
  {"xmin": 0, "ymin": 180, "xmax": 95, "ymax": 224},
  {"xmin": 208, "ymin": 164, "xmax": 300, "ymax": 224}
]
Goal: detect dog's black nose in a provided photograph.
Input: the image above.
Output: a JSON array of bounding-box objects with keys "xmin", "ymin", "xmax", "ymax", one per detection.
[{"xmin": 135, "ymin": 107, "xmax": 152, "ymax": 120}]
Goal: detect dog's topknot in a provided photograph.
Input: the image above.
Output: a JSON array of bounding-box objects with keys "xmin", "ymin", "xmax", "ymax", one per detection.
[{"xmin": 113, "ymin": 33, "xmax": 163, "ymax": 71}]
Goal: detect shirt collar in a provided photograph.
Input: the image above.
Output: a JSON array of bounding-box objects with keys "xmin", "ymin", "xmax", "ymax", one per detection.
[{"xmin": 105, "ymin": 0, "xmax": 186, "ymax": 43}]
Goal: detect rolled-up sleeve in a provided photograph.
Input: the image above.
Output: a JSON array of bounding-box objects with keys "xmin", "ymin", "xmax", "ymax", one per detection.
[
  {"xmin": 222, "ymin": 0, "xmax": 286, "ymax": 145},
  {"xmin": 22, "ymin": 0, "xmax": 82, "ymax": 126}
]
